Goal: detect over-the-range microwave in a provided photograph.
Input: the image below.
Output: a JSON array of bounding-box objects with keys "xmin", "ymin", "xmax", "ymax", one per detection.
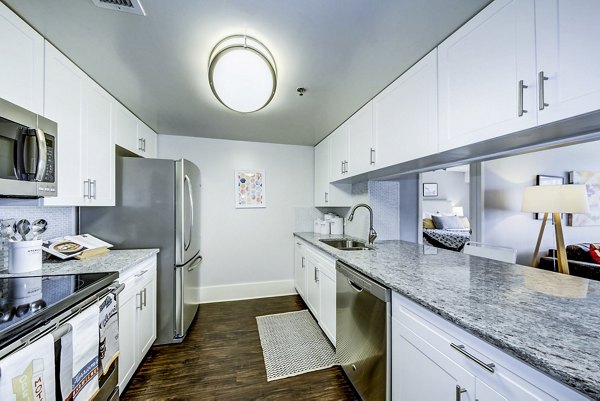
[{"xmin": 0, "ymin": 97, "xmax": 57, "ymax": 198}]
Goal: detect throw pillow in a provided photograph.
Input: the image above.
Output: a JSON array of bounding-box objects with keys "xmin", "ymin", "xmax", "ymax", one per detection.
[
  {"xmin": 589, "ymin": 244, "xmax": 600, "ymax": 264},
  {"xmin": 423, "ymin": 218, "xmax": 435, "ymax": 229},
  {"xmin": 432, "ymin": 215, "xmax": 465, "ymax": 230}
]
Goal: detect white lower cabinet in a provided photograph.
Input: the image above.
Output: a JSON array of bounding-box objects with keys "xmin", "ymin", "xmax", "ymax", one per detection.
[
  {"xmin": 392, "ymin": 292, "xmax": 586, "ymax": 401},
  {"xmin": 118, "ymin": 255, "xmax": 157, "ymax": 393},
  {"xmin": 293, "ymin": 238, "xmax": 336, "ymax": 346}
]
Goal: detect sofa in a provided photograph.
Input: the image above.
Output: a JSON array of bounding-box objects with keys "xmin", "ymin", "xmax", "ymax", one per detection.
[{"xmin": 538, "ymin": 244, "xmax": 600, "ymax": 281}]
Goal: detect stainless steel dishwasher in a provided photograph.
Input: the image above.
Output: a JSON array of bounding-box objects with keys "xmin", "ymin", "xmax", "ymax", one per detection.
[{"xmin": 336, "ymin": 261, "xmax": 391, "ymax": 401}]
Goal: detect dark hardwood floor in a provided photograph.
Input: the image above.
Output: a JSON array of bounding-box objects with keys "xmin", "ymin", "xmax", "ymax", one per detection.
[{"xmin": 122, "ymin": 295, "xmax": 359, "ymax": 401}]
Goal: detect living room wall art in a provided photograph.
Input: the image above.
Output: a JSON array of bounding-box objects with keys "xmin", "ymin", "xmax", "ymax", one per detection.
[
  {"xmin": 568, "ymin": 170, "xmax": 598, "ymax": 226},
  {"xmin": 235, "ymin": 169, "xmax": 266, "ymax": 208}
]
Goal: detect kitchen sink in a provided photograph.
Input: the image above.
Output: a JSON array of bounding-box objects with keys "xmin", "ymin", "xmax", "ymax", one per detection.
[{"xmin": 319, "ymin": 238, "xmax": 374, "ymax": 251}]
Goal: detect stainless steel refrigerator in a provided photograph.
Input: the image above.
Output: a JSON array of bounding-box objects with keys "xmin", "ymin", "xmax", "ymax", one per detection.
[{"xmin": 79, "ymin": 157, "xmax": 201, "ymax": 345}]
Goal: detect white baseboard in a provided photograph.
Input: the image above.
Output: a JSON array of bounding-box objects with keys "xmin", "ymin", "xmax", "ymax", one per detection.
[{"xmin": 192, "ymin": 279, "xmax": 296, "ymax": 304}]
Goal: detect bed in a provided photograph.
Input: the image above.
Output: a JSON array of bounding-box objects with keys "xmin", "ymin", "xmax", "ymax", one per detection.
[{"xmin": 422, "ymin": 199, "xmax": 471, "ymax": 251}]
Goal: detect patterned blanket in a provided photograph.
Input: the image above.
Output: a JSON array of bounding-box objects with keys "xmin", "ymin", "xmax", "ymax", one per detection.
[{"xmin": 423, "ymin": 229, "xmax": 470, "ymax": 251}]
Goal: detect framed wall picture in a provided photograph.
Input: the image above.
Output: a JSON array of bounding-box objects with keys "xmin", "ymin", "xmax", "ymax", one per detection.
[
  {"xmin": 423, "ymin": 183, "xmax": 438, "ymax": 197},
  {"xmin": 568, "ymin": 171, "xmax": 598, "ymax": 226},
  {"xmin": 235, "ymin": 170, "xmax": 265, "ymax": 208},
  {"xmin": 535, "ymin": 175, "xmax": 564, "ymax": 220}
]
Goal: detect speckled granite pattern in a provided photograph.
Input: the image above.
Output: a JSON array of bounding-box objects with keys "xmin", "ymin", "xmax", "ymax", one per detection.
[
  {"xmin": 294, "ymin": 232, "xmax": 600, "ymax": 400},
  {"xmin": 0, "ymin": 249, "xmax": 159, "ymax": 278}
]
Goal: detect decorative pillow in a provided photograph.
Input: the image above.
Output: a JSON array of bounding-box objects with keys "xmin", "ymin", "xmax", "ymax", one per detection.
[
  {"xmin": 589, "ymin": 244, "xmax": 600, "ymax": 264},
  {"xmin": 432, "ymin": 215, "xmax": 465, "ymax": 230},
  {"xmin": 423, "ymin": 218, "xmax": 435, "ymax": 229},
  {"xmin": 567, "ymin": 244, "xmax": 594, "ymax": 263}
]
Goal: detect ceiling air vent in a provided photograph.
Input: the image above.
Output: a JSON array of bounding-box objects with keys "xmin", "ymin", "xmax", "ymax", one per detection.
[{"xmin": 91, "ymin": 0, "xmax": 146, "ymax": 16}]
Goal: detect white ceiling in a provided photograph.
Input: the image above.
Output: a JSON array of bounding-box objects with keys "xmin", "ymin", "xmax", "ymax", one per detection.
[{"xmin": 3, "ymin": 0, "xmax": 491, "ymax": 146}]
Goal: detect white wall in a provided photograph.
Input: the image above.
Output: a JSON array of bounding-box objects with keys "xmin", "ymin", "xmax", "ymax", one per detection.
[
  {"xmin": 483, "ymin": 140, "xmax": 600, "ymax": 265},
  {"xmin": 159, "ymin": 135, "xmax": 314, "ymax": 303}
]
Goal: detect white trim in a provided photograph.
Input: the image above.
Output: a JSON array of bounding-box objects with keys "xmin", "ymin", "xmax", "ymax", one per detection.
[{"xmin": 195, "ymin": 279, "xmax": 296, "ymax": 304}]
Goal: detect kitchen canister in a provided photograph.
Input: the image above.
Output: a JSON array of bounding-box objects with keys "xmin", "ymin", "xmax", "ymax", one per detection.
[
  {"xmin": 320, "ymin": 220, "xmax": 331, "ymax": 235},
  {"xmin": 330, "ymin": 217, "xmax": 344, "ymax": 235},
  {"xmin": 8, "ymin": 240, "xmax": 43, "ymax": 273}
]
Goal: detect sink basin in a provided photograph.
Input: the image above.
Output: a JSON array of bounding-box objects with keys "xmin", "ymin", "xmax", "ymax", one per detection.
[{"xmin": 319, "ymin": 238, "xmax": 374, "ymax": 251}]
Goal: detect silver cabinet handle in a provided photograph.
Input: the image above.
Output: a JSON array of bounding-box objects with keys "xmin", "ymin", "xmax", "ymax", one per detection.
[
  {"xmin": 301, "ymin": 257, "xmax": 305, "ymax": 269},
  {"xmin": 370, "ymin": 148, "xmax": 375, "ymax": 165},
  {"xmin": 91, "ymin": 179, "xmax": 97, "ymax": 200},
  {"xmin": 538, "ymin": 71, "xmax": 549, "ymax": 110},
  {"xmin": 296, "ymin": 242, "xmax": 302, "ymax": 246},
  {"xmin": 455, "ymin": 385, "xmax": 467, "ymax": 401},
  {"xmin": 83, "ymin": 179, "xmax": 90, "ymax": 199},
  {"xmin": 142, "ymin": 138, "xmax": 146, "ymax": 152},
  {"xmin": 138, "ymin": 138, "xmax": 142, "ymax": 151},
  {"xmin": 325, "ymin": 192, "xmax": 329, "ymax": 203},
  {"xmin": 142, "ymin": 287, "xmax": 147, "ymax": 307},
  {"xmin": 344, "ymin": 160, "xmax": 348, "ymax": 173},
  {"xmin": 518, "ymin": 80, "xmax": 528, "ymax": 117},
  {"xmin": 450, "ymin": 343, "xmax": 495, "ymax": 373},
  {"xmin": 314, "ymin": 267, "xmax": 319, "ymax": 283},
  {"xmin": 340, "ymin": 161, "xmax": 344, "ymax": 174},
  {"xmin": 348, "ymin": 278, "xmax": 363, "ymax": 292},
  {"xmin": 136, "ymin": 292, "xmax": 143, "ymax": 310},
  {"xmin": 134, "ymin": 269, "xmax": 149, "ymax": 278}
]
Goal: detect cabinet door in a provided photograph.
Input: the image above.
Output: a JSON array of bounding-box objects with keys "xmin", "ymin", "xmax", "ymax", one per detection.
[
  {"xmin": 314, "ymin": 139, "xmax": 330, "ymax": 207},
  {"xmin": 43, "ymin": 43, "xmax": 85, "ymax": 206},
  {"xmin": 392, "ymin": 318, "xmax": 475, "ymax": 401},
  {"xmin": 137, "ymin": 275, "xmax": 156, "ymax": 357},
  {"xmin": 438, "ymin": 0, "xmax": 537, "ymax": 152},
  {"xmin": 329, "ymin": 125, "xmax": 349, "ymax": 182},
  {"xmin": 347, "ymin": 102, "xmax": 374, "ymax": 176},
  {"xmin": 374, "ymin": 49, "xmax": 438, "ymax": 168},
  {"xmin": 476, "ymin": 379, "xmax": 509, "ymax": 401},
  {"xmin": 113, "ymin": 102, "xmax": 139, "ymax": 154},
  {"xmin": 118, "ymin": 282, "xmax": 138, "ymax": 393},
  {"xmin": 82, "ymin": 80, "xmax": 114, "ymax": 206},
  {"xmin": 304, "ymin": 259, "xmax": 320, "ymax": 320},
  {"xmin": 536, "ymin": 0, "xmax": 600, "ymax": 124},
  {"xmin": 294, "ymin": 242, "xmax": 306, "ymax": 297},
  {"xmin": 318, "ymin": 267, "xmax": 336, "ymax": 346},
  {"xmin": 138, "ymin": 122, "xmax": 157, "ymax": 158},
  {"xmin": 0, "ymin": 3, "xmax": 44, "ymax": 114}
]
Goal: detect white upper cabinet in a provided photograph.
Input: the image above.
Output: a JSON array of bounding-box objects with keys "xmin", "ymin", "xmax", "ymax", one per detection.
[
  {"xmin": 113, "ymin": 102, "xmax": 139, "ymax": 153},
  {"xmin": 314, "ymin": 137, "xmax": 352, "ymax": 207},
  {"xmin": 44, "ymin": 43, "xmax": 114, "ymax": 206},
  {"xmin": 113, "ymin": 102, "xmax": 158, "ymax": 158},
  {"xmin": 347, "ymin": 101, "xmax": 374, "ymax": 176},
  {"xmin": 374, "ymin": 49, "xmax": 439, "ymax": 168},
  {"xmin": 329, "ymin": 124, "xmax": 349, "ymax": 182},
  {"xmin": 437, "ymin": 0, "xmax": 537, "ymax": 152},
  {"xmin": 137, "ymin": 122, "xmax": 157, "ymax": 158},
  {"xmin": 43, "ymin": 43, "xmax": 84, "ymax": 206},
  {"xmin": 535, "ymin": 0, "xmax": 600, "ymax": 125},
  {"xmin": 0, "ymin": 2, "xmax": 44, "ymax": 115}
]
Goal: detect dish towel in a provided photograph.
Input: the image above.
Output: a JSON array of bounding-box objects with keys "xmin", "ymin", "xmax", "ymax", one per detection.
[
  {"xmin": 98, "ymin": 292, "xmax": 119, "ymax": 376},
  {"xmin": 59, "ymin": 304, "xmax": 100, "ymax": 401},
  {"xmin": 0, "ymin": 333, "xmax": 56, "ymax": 401}
]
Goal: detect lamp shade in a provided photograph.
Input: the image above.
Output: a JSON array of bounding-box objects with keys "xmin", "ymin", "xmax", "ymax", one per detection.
[
  {"xmin": 521, "ymin": 184, "xmax": 590, "ymax": 213},
  {"xmin": 208, "ymin": 35, "xmax": 277, "ymax": 113}
]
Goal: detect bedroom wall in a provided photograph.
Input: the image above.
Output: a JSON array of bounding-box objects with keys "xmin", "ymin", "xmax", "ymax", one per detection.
[
  {"xmin": 482, "ymin": 140, "xmax": 600, "ymax": 265},
  {"xmin": 421, "ymin": 170, "xmax": 470, "ymax": 217}
]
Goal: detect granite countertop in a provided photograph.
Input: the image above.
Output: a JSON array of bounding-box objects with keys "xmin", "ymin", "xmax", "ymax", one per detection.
[
  {"xmin": 0, "ymin": 249, "xmax": 159, "ymax": 278},
  {"xmin": 294, "ymin": 232, "xmax": 600, "ymax": 400}
]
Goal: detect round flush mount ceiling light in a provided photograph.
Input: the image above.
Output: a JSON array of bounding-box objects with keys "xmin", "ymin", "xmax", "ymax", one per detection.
[{"xmin": 208, "ymin": 35, "xmax": 277, "ymax": 113}]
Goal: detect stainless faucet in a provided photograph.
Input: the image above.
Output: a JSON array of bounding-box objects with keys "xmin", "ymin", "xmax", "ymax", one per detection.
[{"xmin": 347, "ymin": 203, "xmax": 377, "ymax": 245}]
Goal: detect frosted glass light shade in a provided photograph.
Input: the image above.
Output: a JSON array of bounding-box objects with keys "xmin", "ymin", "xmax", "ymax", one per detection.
[
  {"xmin": 208, "ymin": 35, "xmax": 277, "ymax": 113},
  {"xmin": 521, "ymin": 184, "xmax": 590, "ymax": 213}
]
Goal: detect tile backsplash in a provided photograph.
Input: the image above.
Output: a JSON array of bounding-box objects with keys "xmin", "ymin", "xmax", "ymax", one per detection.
[{"xmin": 0, "ymin": 206, "xmax": 76, "ymax": 240}]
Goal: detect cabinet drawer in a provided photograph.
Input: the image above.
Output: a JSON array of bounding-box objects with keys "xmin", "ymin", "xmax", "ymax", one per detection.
[{"xmin": 392, "ymin": 292, "xmax": 580, "ymax": 400}]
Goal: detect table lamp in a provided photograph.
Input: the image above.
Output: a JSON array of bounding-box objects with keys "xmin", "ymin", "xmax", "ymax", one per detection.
[
  {"xmin": 521, "ymin": 184, "xmax": 590, "ymax": 274},
  {"xmin": 452, "ymin": 206, "xmax": 464, "ymax": 217}
]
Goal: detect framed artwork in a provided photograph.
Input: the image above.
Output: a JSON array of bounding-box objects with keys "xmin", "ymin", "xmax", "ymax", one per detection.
[
  {"xmin": 235, "ymin": 170, "xmax": 265, "ymax": 208},
  {"xmin": 423, "ymin": 183, "xmax": 438, "ymax": 197},
  {"xmin": 568, "ymin": 171, "xmax": 597, "ymax": 226},
  {"xmin": 534, "ymin": 175, "xmax": 564, "ymax": 220}
]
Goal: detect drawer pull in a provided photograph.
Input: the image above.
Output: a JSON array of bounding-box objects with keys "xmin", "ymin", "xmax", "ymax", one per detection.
[
  {"xmin": 134, "ymin": 269, "xmax": 149, "ymax": 278},
  {"xmin": 450, "ymin": 343, "xmax": 495, "ymax": 373}
]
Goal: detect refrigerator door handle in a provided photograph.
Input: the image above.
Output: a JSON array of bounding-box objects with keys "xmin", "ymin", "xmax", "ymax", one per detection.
[
  {"xmin": 187, "ymin": 255, "xmax": 202, "ymax": 272},
  {"xmin": 175, "ymin": 265, "xmax": 184, "ymax": 338},
  {"xmin": 184, "ymin": 174, "xmax": 194, "ymax": 251}
]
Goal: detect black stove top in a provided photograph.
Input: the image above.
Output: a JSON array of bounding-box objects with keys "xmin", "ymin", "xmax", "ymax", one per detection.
[{"xmin": 0, "ymin": 272, "xmax": 118, "ymax": 349}]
